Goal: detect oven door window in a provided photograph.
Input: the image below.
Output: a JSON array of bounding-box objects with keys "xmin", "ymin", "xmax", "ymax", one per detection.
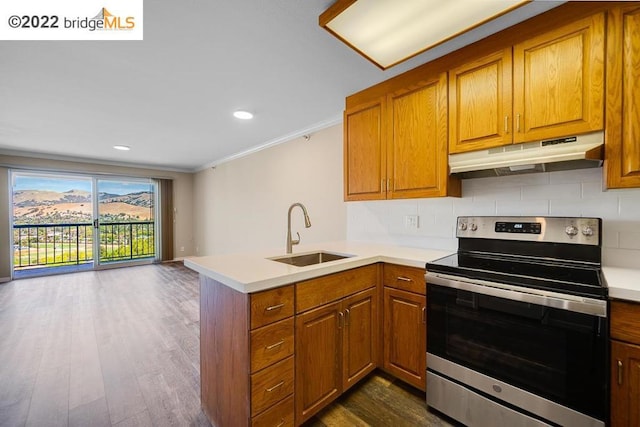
[{"xmin": 427, "ymin": 284, "xmax": 607, "ymax": 421}]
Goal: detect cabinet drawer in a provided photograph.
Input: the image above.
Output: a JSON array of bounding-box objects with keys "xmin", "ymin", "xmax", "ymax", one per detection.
[
  {"xmin": 384, "ymin": 264, "xmax": 425, "ymax": 294},
  {"xmin": 251, "ymin": 395, "xmax": 294, "ymax": 427},
  {"xmin": 296, "ymin": 265, "xmax": 378, "ymax": 313},
  {"xmin": 611, "ymin": 300, "xmax": 640, "ymax": 344},
  {"xmin": 251, "ymin": 356, "xmax": 294, "ymax": 416},
  {"xmin": 251, "ymin": 317, "xmax": 294, "ymax": 373},
  {"xmin": 251, "ymin": 285, "xmax": 294, "ymax": 329}
]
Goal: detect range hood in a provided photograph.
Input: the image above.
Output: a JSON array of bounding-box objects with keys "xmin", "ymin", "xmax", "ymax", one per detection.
[{"xmin": 449, "ymin": 132, "xmax": 604, "ymax": 179}]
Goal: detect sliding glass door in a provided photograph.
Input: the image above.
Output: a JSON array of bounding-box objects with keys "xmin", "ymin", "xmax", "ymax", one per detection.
[
  {"xmin": 94, "ymin": 178, "xmax": 157, "ymax": 266},
  {"xmin": 11, "ymin": 171, "xmax": 158, "ymax": 277}
]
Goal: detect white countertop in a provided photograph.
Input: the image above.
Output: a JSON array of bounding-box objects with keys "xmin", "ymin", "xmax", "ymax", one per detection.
[
  {"xmin": 184, "ymin": 241, "xmax": 640, "ymax": 302},
  {"xmin": 183, "ymin": 241, "xmax": 451, "ymax": 294},
  {"xmin": 603, "ymin": 266, "xmax": 640, "ymax": 303}
]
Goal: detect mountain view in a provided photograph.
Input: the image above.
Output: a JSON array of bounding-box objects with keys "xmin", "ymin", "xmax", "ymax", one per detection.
[{"xmin": 13, "ymin": 189, "xmax": 154, "ymax": 225}]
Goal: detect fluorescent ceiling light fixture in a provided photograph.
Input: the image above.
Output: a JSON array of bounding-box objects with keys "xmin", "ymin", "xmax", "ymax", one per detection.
[
  {"xmin": 233, "ymin": 110, "xmax": 254, "ymax": 120},
  {"xmin": 320, "ymin": 0, "xmax": 529, "ymax": 69},
  {"xmin": 113, "ymin": 145, "xmax": 131, "ymax": 151}
]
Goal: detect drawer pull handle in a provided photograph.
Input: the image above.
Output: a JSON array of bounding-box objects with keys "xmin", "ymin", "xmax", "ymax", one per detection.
[
  {"xmin": 618, "ymin": 360, "xmax": 623, "ymax": 385},
  {"xmin": 265, "ymin": 340, "xmax": 285, "ymax": 350},
  {"xmin": 397, "ymin": 276, "xmax": 412, "ymax": 282},
  {"xmin": 265, "ymin": 303, "xmax": 284, "ymax": 312},
  {"xmin": 266, "ymin": 381, "xmax": 284, "ymax": 393},
  {"xmin": 276, "ymin": 420, "xmax": 285, "ymax": 427},
  {"xmin": 344, "ymin": 308, "xmax": 350, "ymax": 326},
  {"xmin": 504, "ymin": 115, "xmax": 509, "ymax": 133},
  {"xmin": 338, "ymin": 311, "xmax": 344, "ymax": 329},
  {"xmin": 422, "ymin": 306, "xmax": 427, "ymax": 324}
]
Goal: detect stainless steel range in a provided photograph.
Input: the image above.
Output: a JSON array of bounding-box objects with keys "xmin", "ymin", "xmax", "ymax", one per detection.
[{"xmin": 425, "ymin": 216, "xmax": 608, "ymax": 427}]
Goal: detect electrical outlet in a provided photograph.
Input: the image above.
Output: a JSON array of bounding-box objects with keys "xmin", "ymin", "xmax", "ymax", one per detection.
[
  {"xmin": 405, "ymin": 215, "xmax": 419, "ymax": 229},
  {"xmin": 180, "ymin": 246, "xmax": 185, "ymax": 252}
]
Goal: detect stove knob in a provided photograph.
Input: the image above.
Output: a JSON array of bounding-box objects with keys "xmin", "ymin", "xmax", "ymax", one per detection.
[
  {"xmin": 458, "ymin": 222, "xmax": 467, "ymax": 231},
  {"xmin": 582, "ymin": 226, "xmax": 594, "ymax": 236},
  {"xmin": 469, "ymin": 223, "xmax": 478, "ymax": 231},
  {"xmin": 565, "ymin": 225, "xmax": 578, "ymax": 236}
]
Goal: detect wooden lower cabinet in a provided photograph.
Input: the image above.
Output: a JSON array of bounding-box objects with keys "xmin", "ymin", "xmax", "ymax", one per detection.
[
  {"xmin": 610, "ymin": 340, "xmax": 640, "ymax": 427},
  {"xmin": 383, "ymin": 287, "xmax": 426, "ymax": 391},
  {"xmin": 295, "ymin": 283, "xmax": 378, "ymax": 425},
  {"xmin": 611, "ymin": 299, "xmax": 640, "ymax": 427},
  {"xmin": 295, "ymin": 301, "xmax": 342, "ymax": 423},
  {"xmin": 200, "ymin": 277, "xmax": 295, "ymax": 427},
  {"xmin": 199, "ymin": 263, "xmax": 432, "ymax": 427}
]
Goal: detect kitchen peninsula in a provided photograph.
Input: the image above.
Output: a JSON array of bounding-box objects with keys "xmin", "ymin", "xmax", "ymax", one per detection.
[{"xmin": 184, "ymin": 242, "xmax": 449, "ymax": 426}]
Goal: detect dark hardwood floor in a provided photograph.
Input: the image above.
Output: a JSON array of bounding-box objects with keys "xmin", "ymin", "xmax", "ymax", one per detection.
[{"xmin": 0, "ymin": 263, "xmax": 454, "ymax": 427}]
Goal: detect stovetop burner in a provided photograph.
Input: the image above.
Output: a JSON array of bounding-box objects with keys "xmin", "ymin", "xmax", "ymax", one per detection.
[
  {"xmin": 426, "ymin": 216, "xmax": 606, "ymax": 299},
  {"xmin": 427, "ymin": 251, "xmax": 605, "ymax": 298}
]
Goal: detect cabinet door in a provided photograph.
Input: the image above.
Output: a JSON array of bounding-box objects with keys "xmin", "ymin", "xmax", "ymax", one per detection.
[
  {"xmin": 449, "ymin": 49, "xmax": 513, "ymax": 153},
  {"xmin": 387, "ymin": 72, "xmax": 452, "ymax": 198},
  {"xmin": 513, "ymin": 13, "xmax": 605, "ymax": 143},
  {"xmin": 295, "ymin": 301, "xmax": 342, "ymax": 424},
  {"xmin": 605, "ymin": 6, "xmax": 640, "ymax": 189},
  {"xmin": 611, "ymin": 340, "xmax": 640, "ymax": 427},
  {"xmin": 342, "ymin": 288, "xmax": 377, "ymax": 391},
  {"xmin": 383, "ymin": 287, "xmax": 426, "ymax": 391},
  {"xmin": 344, "ymin": 99, "xmax": 386, "ymax": 201}
]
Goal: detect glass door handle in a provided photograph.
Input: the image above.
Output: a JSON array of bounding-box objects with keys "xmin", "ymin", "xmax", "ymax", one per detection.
[{"xmin": 93, "ymin": 219, "xmax": 99, "ymax": 228}]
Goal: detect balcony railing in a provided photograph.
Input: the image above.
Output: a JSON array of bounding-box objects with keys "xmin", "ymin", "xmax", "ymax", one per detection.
[{"xmin": 13, "ymin": 221, "xmax": 155, "ymax": 269}]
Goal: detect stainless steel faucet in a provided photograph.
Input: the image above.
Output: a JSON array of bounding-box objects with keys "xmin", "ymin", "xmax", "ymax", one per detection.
[{"xmin": 286, "ymin": 202, "xmax": 311, "ymax": 254}]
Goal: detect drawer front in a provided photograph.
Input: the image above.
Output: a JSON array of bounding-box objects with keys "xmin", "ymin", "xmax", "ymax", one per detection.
[
  {"xmin": 611, "ymin": 300, "xmax": 640, "ymax": 344},
  {"xmin": 296, "ymin": 264, "xmax": 378, "ymax": 313},
  {"xmin": 384, "ymin": 264, "xmax": 425, "ymax": 294},
  {"xmin": 251, "ymin": 395, "xmax": 294, "ymax": 427},
  {"xmin": 251, "ymin": 356, "xmax": 294, "ymax": 416},
  {"xmin": 251, "ymin": 285, "xmax": 294, "ymax": 329},
  {"xmin": 251, "ymin": 317, "xmax": 294, "ymax": 373}
]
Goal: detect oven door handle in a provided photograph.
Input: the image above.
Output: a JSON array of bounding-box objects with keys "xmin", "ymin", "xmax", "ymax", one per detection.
[{"xmin": 426, "ymin": 272, "xmax": 607, "ymax": 318}]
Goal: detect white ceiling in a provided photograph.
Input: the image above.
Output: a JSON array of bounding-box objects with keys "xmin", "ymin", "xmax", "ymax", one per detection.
[{"xmin": 0, "ymin": 1, "xmax": 563, "ymax": 172}]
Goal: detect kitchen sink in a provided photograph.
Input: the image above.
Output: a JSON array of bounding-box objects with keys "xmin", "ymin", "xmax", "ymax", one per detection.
[{"xmin": 268, "ymin": 251, "xmax": 353, "ymax": 267}]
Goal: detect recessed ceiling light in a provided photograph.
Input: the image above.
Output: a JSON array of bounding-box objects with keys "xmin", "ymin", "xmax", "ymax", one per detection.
[
  {"xmin": 113, "ymin": 145, "xmax": 131, "ymax": 151},
  {"xmin": 233, "ymin": 110, "xmax": 254, "ymax": 120}
]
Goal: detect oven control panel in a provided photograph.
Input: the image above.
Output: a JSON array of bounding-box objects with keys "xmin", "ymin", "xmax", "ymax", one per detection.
[{"xmin": 456, "ymin": 216, "xmax": 601, "ymax": 245}]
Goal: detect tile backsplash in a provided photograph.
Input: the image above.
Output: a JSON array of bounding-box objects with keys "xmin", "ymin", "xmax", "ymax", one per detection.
[{"xmin": 346, "ymin": 168, "xmax": 640, "ymax": 268}]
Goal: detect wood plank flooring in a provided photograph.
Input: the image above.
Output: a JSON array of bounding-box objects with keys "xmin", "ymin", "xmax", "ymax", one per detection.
[{"xmin": 0, "ymin": 263, "xmax": 455, "ymax": 427}]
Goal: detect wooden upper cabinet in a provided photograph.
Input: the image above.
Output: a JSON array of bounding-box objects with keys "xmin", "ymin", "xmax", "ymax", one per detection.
[
  {"xmin": 513, "ymin": 13, "xmax": 605, "ymax": 143},
  {"xmin": 344, "ymin": 72, "xmax": 460, "ymax": 201},
  {"xmin": 344, "ymin": 99, "xmax": 385, "ymax": 201},
  {"xmin": 449, "ymin": 12, "xmax": 605, "ymax": 154},
  {"xmin": 449, "ymin": 49, "xmax": 513, "ymax": 153},
  {"xmin": 606, "ymin": 5, "xmax": 640, "ymax": 189},
  {"xmin": 387, "ymin": 72, "xmax": 454, "ymax": 199}
]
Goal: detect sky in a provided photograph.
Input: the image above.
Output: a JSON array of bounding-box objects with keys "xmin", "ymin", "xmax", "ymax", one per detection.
[{"xmin": 12, "ymin": 174, "xmax": 153, "ymax": 195}]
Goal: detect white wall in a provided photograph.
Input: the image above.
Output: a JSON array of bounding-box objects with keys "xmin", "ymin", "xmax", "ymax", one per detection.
[
  {"xmin": 347, "ymin": 168, "xmax": 640, "ymax": 268},
  {"xmin": 193, "ymin": 125, "xmax": 346, "ymax": 255}
]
